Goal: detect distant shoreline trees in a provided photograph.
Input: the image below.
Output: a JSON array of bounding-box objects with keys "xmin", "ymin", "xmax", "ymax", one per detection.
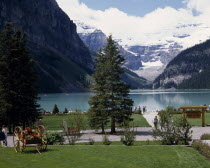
[
  {"xmin": 0, "ymin": 23, "xmax": 40, "ymax": 131},
  {"xmin": 52, "ymin": 104, "xmax": 59, "ymax": 114},
  {"xmin": 88, "ymin": 35, "xmax": 133, "ymax": 134}
]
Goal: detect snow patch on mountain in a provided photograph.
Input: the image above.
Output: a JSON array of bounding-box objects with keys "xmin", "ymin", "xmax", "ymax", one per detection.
[
  {"xmin": 142, "ymin": 60, "xmax": 163, "ymax": 67},
  {"xmin": 133, "ymin": 60, "xmax": 165, "ymax": 82},
  {"xmin": 75, "ymin": 20, "xmax": 97, "ymax": 34}
]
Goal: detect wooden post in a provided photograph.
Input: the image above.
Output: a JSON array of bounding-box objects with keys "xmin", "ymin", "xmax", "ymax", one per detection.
[
  {"xmin": 183, "ymin": 109, "xmax": 186, "ymax": 118},
  {"xmin": 202, "ymin": 108, "xmax": 205, "ymax": 127}
]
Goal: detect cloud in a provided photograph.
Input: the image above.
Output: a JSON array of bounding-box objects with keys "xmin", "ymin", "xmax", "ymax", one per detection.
[
  {"xmin": 184, "ymin": 0, "xmax": 210, "ymax": 13},
  {"xmin": 56, "ymin": 0, "xmax": 210, "ymax": 48}
]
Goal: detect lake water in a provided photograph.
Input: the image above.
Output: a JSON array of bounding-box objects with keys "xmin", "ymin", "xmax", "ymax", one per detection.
[{"xmin": 38, "ymin": 90, "xmax": 210, "ymax": 112}]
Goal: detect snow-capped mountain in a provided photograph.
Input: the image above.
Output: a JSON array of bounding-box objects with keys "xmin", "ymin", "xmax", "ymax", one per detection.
[
  {"xmin": 75, "ymin": 20, "xmax": 142, "ymax": 71},
  {"xmin": 75, "ymin": 20, "xmax": 210, "ymax": 82},
  {"xmin": 118, "ymin": 23, "xmax": 210, "ymax": 81},
  {"xmin": 56, "ymin": 0, "xmax": 210, "ymax": 82},
  {"xmin": 127, "ymin": 42, "xmax": 183, "ymax": 81}
]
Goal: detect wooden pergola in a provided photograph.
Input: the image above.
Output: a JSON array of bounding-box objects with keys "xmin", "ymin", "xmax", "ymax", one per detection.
[{"xmin": 179, "ymin": 106, "xmax": 207, "ymax": 127}]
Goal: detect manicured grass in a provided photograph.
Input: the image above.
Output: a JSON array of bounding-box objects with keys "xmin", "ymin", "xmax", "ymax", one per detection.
[
  {"xmin": 42, "ymin": 114, "xmax": 150, "ymax": 130},
  {"xmin": 76, "ymin": 140, "xmax": 162, "ymax": 146},
  {"xmin": 131, "ymin": 114, "xmax": 151, "ymax": 127},
  {"xmin": 42, "ymin": 115, "xmax": 89, "ymax": 130},
  {"xmin": 0, "ymin": 146, "xmax": 210, "ymax": 168},
  {"xmin": 174, "ymin": 113, "xmax": 210, "ymax": 126}
]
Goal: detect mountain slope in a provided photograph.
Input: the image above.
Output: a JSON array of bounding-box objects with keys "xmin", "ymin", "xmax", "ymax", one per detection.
[
  {"xmin": 121, "ymin": 69, "xmax": 149, "ymax": 89},
  {"xmin": 0, "ymin": 0, "xmax": 93, "ymax": 93},
  {"xmin": 153, "ymin": 39, "xmax": 210, "ymax": 89},
  {"xmin": 76, "ymin": 21, "xmax": 142, "ymax": 71}
]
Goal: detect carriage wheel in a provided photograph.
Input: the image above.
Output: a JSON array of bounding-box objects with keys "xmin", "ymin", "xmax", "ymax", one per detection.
[
  {"xmin": 13, "ymin": 126, "xmax": 25, "ymax": 152},
  {"xmin": 37, "ymin": 125, "xmax": 48, "ymax": 151},
  {"xmin": 13, "ymin": 138, "xmax": 25, "ymax": 152},
  {"xmin": 40, "ymin": 133, "xmax": 48, "ymax": 151}
]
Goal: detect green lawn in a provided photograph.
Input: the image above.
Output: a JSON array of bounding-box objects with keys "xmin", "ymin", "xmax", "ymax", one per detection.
[
  {"xmin": 76, "ymin": 140, "xmax": 162, "ymax": 146},
  {"xmin": 42, "ymin": 114, "xmax": 150, "ymax": 130},
  {"xmin": 174, "ymin": 113, "xmax": 210, "ymax": 126},
  {"xmin": 0, "ymin": 146, "xmax": 210, "ymax": 168}
]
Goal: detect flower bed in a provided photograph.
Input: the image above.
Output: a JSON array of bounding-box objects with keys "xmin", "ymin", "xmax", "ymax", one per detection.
[{"xmin": 24, "ymin": 128, "xmax": 41, "ymax": 144}]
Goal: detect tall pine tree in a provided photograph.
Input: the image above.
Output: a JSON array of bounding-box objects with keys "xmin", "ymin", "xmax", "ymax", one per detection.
[
  {"xmin": 88, "ymin": 35, "xmax": 133, "ymax": 134},
  {"xmin": 52, "ymin": 104, "xmax": 59, "ymax": 114},
  {"xmin": 0, "ymin": 23, "xmax": 40, "ymax": 131}
]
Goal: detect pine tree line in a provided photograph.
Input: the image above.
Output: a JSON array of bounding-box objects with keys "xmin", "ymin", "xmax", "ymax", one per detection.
[{"xmin": 0, "ymin": 23, "xmax": 40, "ymax": 131}]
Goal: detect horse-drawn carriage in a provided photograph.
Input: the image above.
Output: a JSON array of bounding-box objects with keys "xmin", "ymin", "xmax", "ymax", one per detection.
[{"xmin": 13, "ymin": 125, "xmax": 47, "ymax": 154}]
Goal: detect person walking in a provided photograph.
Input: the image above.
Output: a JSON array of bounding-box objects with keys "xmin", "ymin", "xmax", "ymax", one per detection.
[
  {"xmin": 154, "ymin": 116, "xmax": 158, "ymax": 129},
  {"xmin": 138, "ymin": 106, "xmax": 142, "ymax": 115},
  {"xmin": 1, "ymin": 125, "xmax": 8, "ymax": 146}
]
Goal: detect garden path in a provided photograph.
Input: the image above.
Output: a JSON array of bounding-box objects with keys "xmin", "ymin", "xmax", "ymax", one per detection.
[{"xmin": 5, "ymin": 127, "xmax": 210, "ymax": 147}]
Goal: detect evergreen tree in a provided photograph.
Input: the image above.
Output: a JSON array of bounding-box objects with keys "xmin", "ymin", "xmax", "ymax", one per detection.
[
  {"xmin": 88, "ymin": 35, "xmax": 133, "ymax": 134},
  {"xmin": 52, "ymin": 104, "xmax": 59, "ymax": 114},
  {"xmin": 0, "ymin": 23, "xmax": 40, "ymax": 130},
  {"xmin": 63, "ymin": 107, "xmax": 68, "ymax": 114}
]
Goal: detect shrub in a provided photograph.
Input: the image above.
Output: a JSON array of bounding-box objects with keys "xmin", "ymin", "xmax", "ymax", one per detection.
[
  {"xmin": 102, "ymin": 134, "xmax": 111, "ymax": 145},
  {"xmin": 66, "ymin": 132, "xmax": 81, "ymax": 145},
  {"xmin": 173, "ymin": 117, "xmax": 192, "ymax": 145},
  {"xmin": 47, "ymin": 132, "xmax": 65, "ymax": 145},
  {"xmin": 87, "ymin": 138, "xmax": 95, "ymax": 145},
  {"xmin": 68, "ymin": 109, "xmax": 87, "ymax": 131},
  {"xmin": 200, "ymin": 134, "xmax": 210, "ymax": 140},
  {"xmin": 146, "ymin": 139, "xmax": 150, "ymax": 145},
  {"xmin": 153, "ymin": 107, "xmax": 192, "ymax": 145},
  {"xmin": 192, "ymin": 141, "xmax": 210, "ymax": 159},
  {"xmin": 121, "ymin": 127, "xmax": 136, "ymax": 146}
]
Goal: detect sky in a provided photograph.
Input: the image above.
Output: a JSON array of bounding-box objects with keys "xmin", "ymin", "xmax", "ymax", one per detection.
[
  {"xmin": 78, "ymin": 0, "xmax": 185, "ymax": 17},
  {"xmin": 56, "ymin": 0, "xmax": 210, "ymax": 48}
]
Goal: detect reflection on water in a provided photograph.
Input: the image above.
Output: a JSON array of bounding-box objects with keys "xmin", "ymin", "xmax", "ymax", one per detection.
[{"xmin": 38, "ymin": 90, "xmax": 210, "ymax": 112}]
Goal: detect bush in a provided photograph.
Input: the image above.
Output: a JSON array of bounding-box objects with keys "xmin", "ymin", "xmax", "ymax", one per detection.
[
  {"xmin": 173, "ymin": 117, "xmax": 192, "ymax": 145},
  {"xmin": 121, "ymin": 127, "xmax": 136, "ymax": 146},
  {"xmin": 102, "ymin": 134, "xmax": 111, "ymax": 145},
  {"xmin": 47, "ymin": 132, "xmax": 65, "ymax": 145},
  {"xmin": 68, "ymin": 109, "xmax": 87, "ymax": 131},
  {"xmin": 192, "ymin": 141, "xmax": 210, "ymax": 159},
  {"xmin": 87, "ymin": 138, "xmax": 95, "ymax": 145},
  {"xmin": 66, "ymin": 134, "xmax": 81, "ymax": 145},
  {"xmin": 200, "ymin": 134, "xmax": 210, "ymax": 140},
  {"xmin": 153, "ymin": 107, "xmax": 192, "ymax": 145}
]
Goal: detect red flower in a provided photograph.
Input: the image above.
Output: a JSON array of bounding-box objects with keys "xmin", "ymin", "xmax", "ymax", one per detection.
[{"xmin": 26, "ymin": 128, "xmax": 29, "ymax": 131}]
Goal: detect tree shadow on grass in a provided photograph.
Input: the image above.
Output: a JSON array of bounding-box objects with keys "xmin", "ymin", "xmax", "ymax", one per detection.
[{"xmin": 23, "ymin": 148, "xmax": 59, "ymax": 154}]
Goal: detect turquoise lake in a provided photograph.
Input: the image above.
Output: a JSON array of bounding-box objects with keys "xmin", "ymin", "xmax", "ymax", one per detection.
[{"xmin": 38, "ymin": 90, "xmax": 210, "ymax": 112}]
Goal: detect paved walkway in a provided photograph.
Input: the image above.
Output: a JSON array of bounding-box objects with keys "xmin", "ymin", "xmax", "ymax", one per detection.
[
  {"xmin": 143, "ymin": 111, "xmax": 158, "ymax": 127},
  {"xmin": 3, "ymin": 111, "xmax": 210, "ymax": 147},
  {"xmin": 4, "ymin": 126, "xmax": 210, "ymax": 147}
]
